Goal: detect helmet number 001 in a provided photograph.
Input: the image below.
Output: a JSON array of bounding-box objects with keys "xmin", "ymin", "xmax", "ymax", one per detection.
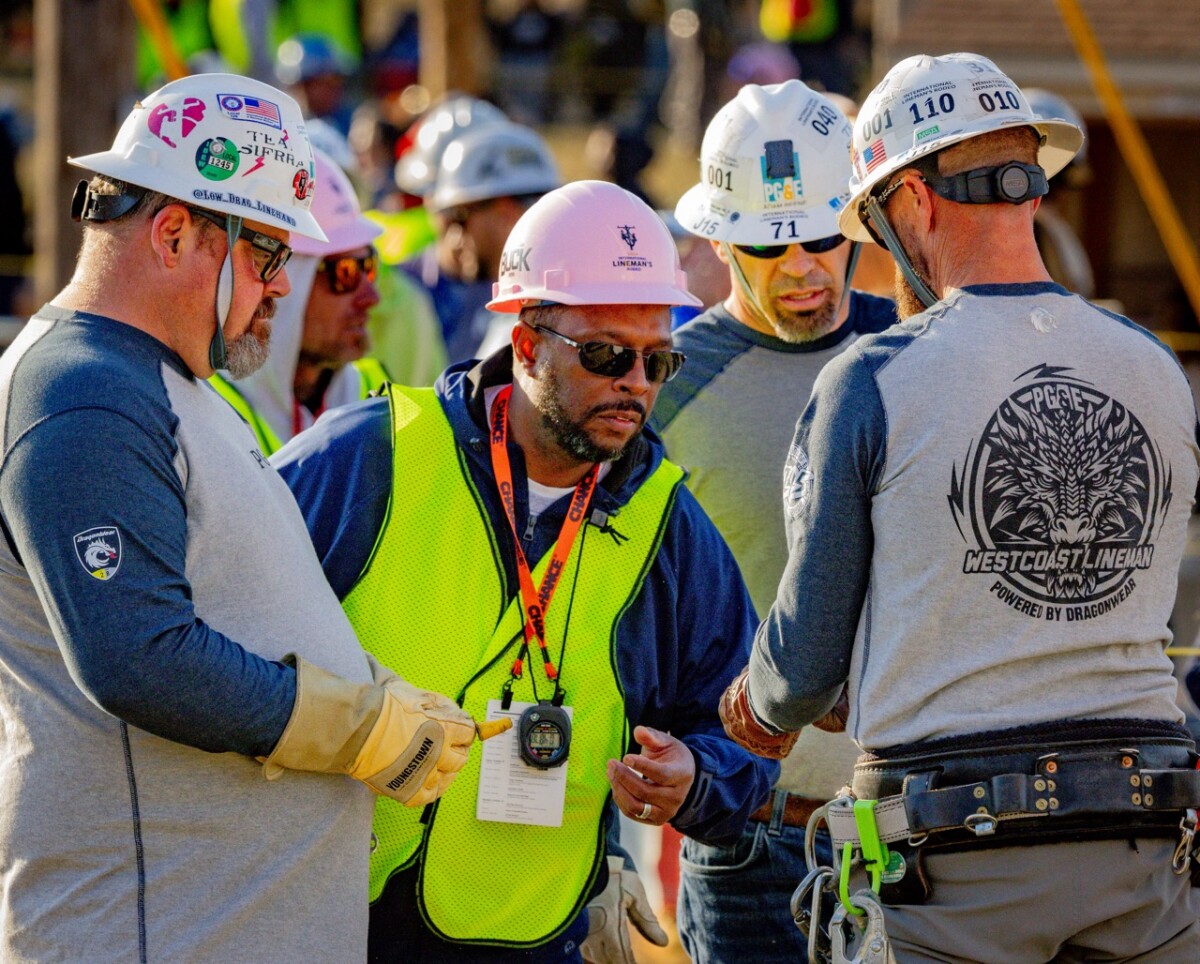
[
  {"xmin": 860, "ymin": 109, "xmax": 894, "ymax": 143},
  {"xmin": 706, "ymin": 165, "xmax": 733, "ymax": 192}
]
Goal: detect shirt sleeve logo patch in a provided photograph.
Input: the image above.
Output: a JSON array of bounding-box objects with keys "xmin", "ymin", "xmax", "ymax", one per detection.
[{"xmin": 74, "ymin": 526, "xmax": 123, "ymax": 581}]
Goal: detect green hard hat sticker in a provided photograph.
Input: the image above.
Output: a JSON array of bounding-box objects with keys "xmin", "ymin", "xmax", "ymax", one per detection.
[{"xmin": 195, "ymin": 137, "xmax": 240, "ymax": 181}]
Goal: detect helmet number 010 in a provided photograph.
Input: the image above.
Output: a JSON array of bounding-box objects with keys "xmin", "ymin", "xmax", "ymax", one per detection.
[{"xmin": 978, "ymin": 90, "xmax": 1022, "ymax": 112}]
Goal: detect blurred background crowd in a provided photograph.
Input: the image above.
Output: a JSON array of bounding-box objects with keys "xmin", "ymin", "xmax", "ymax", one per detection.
[{"xmin": 2, "ymin": 0, "xmax": 1200, "ymax": 958}]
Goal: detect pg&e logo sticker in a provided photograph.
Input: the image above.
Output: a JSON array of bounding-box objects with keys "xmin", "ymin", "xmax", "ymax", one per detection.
[{"xmin": 74, "ymin": 526, "xmax": 122, "ymax": 581}]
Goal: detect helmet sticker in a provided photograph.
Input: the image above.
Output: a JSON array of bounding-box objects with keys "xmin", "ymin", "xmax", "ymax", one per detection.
[
  {"xmin": 190, "ymin": 188, "xmax": 298, "ymax": 226},
  {"xmin": 761, "ymin": 140, "xmax": 801, "ymax": 204},
  {"xmin": 74, "ymin": 526, "xmax": 123, "ymax": 581},
  {"xmin": 216, "ymin": 93, "xmax": 282, "ymax": 129},
  {"xmin": 147, "ymin": 97, "xmax": 206, "ymax": 149},
  {"xmin": 862, "ymin": 138, "xmax": 888, "ymax": 173},
  {"xmin": 195, "ymin": 137, "xmax": 241, "ymax": 180},
  {"xmin": 611, "ymin": 224, "xmax": 652, "ymax": 271},
  {"xmin": 293, "ymin": 167, "xmax": 311, "ymax": 200}
]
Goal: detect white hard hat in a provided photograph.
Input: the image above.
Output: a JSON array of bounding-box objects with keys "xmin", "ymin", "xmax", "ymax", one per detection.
[
  {"xmin": 394, "ymin": 94, "xmax": 508, "ymax": 196},
  {"xmin": 487, "ymin": 180, "xmax": 700, "ymax": 312},
  {"xmin": 305, "ymin": 116, "xmax": 358, "ymax": 177},
  {"xmin": 290, "ymin": 148, "xmax": 382, "ymax": 257},
  {"xmin": 1024, "ymin": 88, "xmax": 1088, "ymax": 167},
  {"xmin": 675, "ymin": 79, "xmax": 853, "ymax": 245},
  {"xmin": 429, "ymin": 122, "xmax": 560, "ymax": 213},
  {"xmin": 69, "ymin": 72, "xmax": 326, "ymax": 241},
  {"xmin": 838, "ymin": 53, "xmax": 1084, "ymax": 242}
]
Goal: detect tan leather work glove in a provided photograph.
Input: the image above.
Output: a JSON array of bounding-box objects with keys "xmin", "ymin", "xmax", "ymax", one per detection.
[
  {"xmin": 582, "ymin": 856, "xmax": 669, "ymax": 963},
  {"xmin": 260, "ymin": 655, "xmax": 475, "ymax": 806},
  {"xmin": 813, "ymin": 685, "xmax": 850, "ymax": 733},
  {"xmin": 719, "ymin": 667, "xmax": 800, "ymax": 760}
]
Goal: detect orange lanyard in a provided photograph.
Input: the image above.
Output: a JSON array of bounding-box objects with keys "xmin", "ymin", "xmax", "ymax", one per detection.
[{"xmin": 489, "ymin": 385, "xmax": 597, "ymax": 684}]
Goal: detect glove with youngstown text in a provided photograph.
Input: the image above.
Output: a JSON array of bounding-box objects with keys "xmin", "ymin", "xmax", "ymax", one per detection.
[
  {"xmin": 582, "ymin": 856, "xmax": 670, "ymax": 963},
  {"xmin": 260, "ymin": 654, "xmax": 475, "ymax": 806},
  {"xmin": 719, "ymin": 667, "xmax": 800, "ymax": 760}
]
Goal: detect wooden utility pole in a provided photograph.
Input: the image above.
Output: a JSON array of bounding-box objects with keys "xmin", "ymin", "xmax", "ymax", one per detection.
[
  {"xmin": 418, "ymin": 0, "xmax": 484, "ymax": 99},
  {"xmin": 33, "ymin": 0, "xmax": 136, "ymax": 303}
]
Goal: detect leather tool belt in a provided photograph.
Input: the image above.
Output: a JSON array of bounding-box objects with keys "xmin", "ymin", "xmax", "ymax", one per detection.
[{"xmin": 825, "ymin": 719, "xmax": 1200, "ymax": 904}]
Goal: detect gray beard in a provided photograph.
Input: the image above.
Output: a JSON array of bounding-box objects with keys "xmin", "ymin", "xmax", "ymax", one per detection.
[
  {"xmin": 223, "ymin": 327, "xmax": 271, "ymax": 379},
  {"xmin": 771, "ymin": 297, "xmax": 840, "ymax": 343}
]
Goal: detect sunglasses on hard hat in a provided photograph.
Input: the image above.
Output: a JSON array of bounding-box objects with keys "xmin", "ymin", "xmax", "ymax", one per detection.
[
  {"xmin": 528, "ymin": 324, "xmax": 686, "ymax": 384},
  {"xmin": 187, "ymin": 207, "xmax": 292, "ymax": 283},
  {"xmin": 319, "ymin": 252, "xmax": 379, "ymax": 295},
  {"xmin": 734, "ymin": 234, "xmax": 848, "ymax": 260}
]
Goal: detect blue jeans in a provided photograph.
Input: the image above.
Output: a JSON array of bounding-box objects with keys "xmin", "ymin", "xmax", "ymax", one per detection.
[{"xmin": 677, "ymin": 809, "xmax": 833, "ymax": 964}]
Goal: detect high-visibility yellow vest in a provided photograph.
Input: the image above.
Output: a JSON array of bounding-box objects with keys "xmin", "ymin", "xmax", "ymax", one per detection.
[
  {"xmin": 208, "ymin": 358, "xmax": 388, "ymax": 455},
  {"xmin": 342, "ymin": 385, "xmax": 683, "ymax": 946}
]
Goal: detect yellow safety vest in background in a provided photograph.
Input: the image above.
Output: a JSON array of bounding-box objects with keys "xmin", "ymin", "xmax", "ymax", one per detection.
[
  {"xmin": 343, "ymin": 385, "xmax": 683, "ymax": 946},
  {"xmin": 208, "ymin": 358, "xmax": 386, "ymax": 456}
]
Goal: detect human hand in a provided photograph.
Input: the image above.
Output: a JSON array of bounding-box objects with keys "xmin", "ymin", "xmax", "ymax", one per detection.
[
  {"xmin": 606, "ymin": 725, "xmax": 695, "ymax": 826},
  {"xmin": 582, "ymin": 856, "xmax": 669, "ymax": 963},
  {"xmin": 718, "ymin": 667, "xmax": 800, "ymax": 759}
]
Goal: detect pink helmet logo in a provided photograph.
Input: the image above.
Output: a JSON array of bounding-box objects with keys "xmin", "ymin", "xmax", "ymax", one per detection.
[
  {"xmin": 619, "ymin": 225, "xmax": 637, "ymax": 250},
  {"xmin": 147, "ymin": 97, "xmax": 206, "ymax": 149}
]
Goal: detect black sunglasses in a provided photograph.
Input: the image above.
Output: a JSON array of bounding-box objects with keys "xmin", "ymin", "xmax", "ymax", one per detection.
[
  {"xmin": 529, "ymin": 324, "xmax": 686, "ymax": 384},
  {"xmin": 187, "ymin": 206, "xmax": 292, "ymax": 283},
  {"xmin": 734, "ymin": 234, "xmax": 847, "ymax": 260},
  {"xmin": 320, "ymin": 252, "xmax": 379, "ymax": 295}
]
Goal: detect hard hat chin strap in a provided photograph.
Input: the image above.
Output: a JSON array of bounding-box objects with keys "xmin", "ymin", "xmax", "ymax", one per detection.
[
  {"xmin": 862, "ymin": 197, "xmax": 939, "ymax": 310},
  {"xmin": 208, "ymin": 213, "xmax": 243, "ymax": 371},
  {"xmin": 721, "ymin": 241, "xmax": 774, "ymax": 331},
  {"xmin": 835, "ymin": 241, "xmax": 862, "ymax": 318}
]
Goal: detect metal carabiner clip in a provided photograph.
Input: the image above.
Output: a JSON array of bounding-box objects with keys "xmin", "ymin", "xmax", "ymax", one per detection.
[
  {"xmin": 1173, "ymin": 810, "xmax": 1197, "ymax": 876},
  {"xmin": 791, "ymin": 865, "xmax": 836, "ymax": 964},
  {"xmin": 829, "ymin": 890, "xmax": 891, "ymax": 964}
]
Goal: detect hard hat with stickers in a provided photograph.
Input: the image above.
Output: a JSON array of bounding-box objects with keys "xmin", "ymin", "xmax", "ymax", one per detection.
[
  {"xmin": 838, "ymin": 53, "xmax": 1083, "ymax": 242},
  {"xmin": 290, "ymin": 148, "xmax": 382, "ymax": 258},
  {"xmin": 674, "ymin": 79, "xmax": 853, "ymax": 246},
  {"xmin": 69, "ymin": 72, "xmax": 325, "ymax": 241}
]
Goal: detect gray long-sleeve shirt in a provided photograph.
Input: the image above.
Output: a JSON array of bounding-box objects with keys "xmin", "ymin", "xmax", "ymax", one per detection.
[{"xmin": 750, "ymin": 283, "xmax": 1200, "ymax": 751}]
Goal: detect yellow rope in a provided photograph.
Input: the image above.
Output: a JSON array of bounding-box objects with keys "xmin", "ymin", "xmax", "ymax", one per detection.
[{"xmin": 127, "ymin": 0, "xmax": 188, "ymax": 81}]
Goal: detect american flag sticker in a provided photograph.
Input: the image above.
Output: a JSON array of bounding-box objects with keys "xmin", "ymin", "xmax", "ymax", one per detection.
[
  {"xmin": 863, "ymin": 139, "xmax": 888, "ymax": 173},
  {"xmin": 217, "ymin": 94, "xmax": 282, "ymax": 130}
]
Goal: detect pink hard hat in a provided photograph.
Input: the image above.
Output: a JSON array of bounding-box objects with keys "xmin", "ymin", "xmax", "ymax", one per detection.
[
  {"xmin": 487, "ymin": 179, "xmax": 701, "ymax": 313},
  {"xmin": 289, "ymin": 148, "xmax": 383, "ymax": 256}
]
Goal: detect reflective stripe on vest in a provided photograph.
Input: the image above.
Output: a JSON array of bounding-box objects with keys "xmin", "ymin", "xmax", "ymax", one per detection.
[
  {"xmin": 342, "ymin": 385, "xmax": 683, "ymax": 945},
  {"xmin": 208, "ymin": 374, "xmax": 284, "ymax": 456}
]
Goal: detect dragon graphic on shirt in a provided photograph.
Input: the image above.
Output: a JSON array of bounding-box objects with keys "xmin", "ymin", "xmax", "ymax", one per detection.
[{"xmin": 949, "ymin": 365, "xmax": 1170, "ymax": 617}]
